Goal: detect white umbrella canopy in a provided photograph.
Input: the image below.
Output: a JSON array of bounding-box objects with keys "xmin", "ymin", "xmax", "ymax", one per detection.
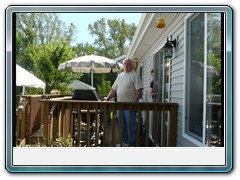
[
  {"xmin": 16, "ymin": 64, "xmax": 46, "ymax": 95},
  {"xmin": 58, "ymin": 54, "xmax": 123, "ymax": 86}
]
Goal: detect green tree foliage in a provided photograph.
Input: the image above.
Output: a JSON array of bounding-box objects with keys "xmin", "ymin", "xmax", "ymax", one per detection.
[
  {"xmin": 72, "ymin": 42, "xmax": 96, "ymax": 57},
  {"xmin": 207, "ymin": 13, "xmax": 221, "ymax": 94},
  {"xmin": 88, "ymin": 18, "xmax": 137, "ymax": 58},
  {"xmin": 97, "ymin": 77, "xmax": 112, "ymax": 100},
  {"xmin": 16, "ymin": 13, "xmax": 79, "ymax": 94}
]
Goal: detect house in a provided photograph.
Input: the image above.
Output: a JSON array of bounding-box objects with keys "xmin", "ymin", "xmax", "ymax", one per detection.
[{"xmin": 125, "ymin": 13, "xmax": 222, "ymax": 147}]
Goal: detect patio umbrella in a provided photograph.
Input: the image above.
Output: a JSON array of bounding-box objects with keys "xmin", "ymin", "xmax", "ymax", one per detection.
[
  {"xmin": 16, "ymin": 64, "xmax": 46, "ymax": 95},
  {"xmin": 58, "ymin": 54, "xmax": 123, "ymax": 86}
]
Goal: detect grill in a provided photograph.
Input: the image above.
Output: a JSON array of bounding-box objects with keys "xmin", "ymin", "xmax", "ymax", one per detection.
[
  {"xmin": 72, "ymin": 89, "xmax": 99, "ymax": 101},
  {"xmin": 71, "ymin": 89, "xmax": 102, "ymax": 146}
]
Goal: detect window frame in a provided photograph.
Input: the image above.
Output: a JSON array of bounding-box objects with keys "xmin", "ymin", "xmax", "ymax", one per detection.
[{"xmin": 183, "ymin": 13, "xmax": 208, "ymax": 146}]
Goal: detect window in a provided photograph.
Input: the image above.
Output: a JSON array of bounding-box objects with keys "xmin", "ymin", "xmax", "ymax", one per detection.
[{"xmin": 185, "ymin": 13, "xmax": 222, "ymax": 146}]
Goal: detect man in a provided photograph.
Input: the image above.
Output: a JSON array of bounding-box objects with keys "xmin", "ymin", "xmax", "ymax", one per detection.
[{"xmin": 105, "ymin": 58, "xmax": 143, "ymax": 146}]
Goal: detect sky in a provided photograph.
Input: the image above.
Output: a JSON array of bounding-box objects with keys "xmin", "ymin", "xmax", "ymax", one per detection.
[{"xmin": 58, "ymin": 13, "xmax": 142, "ymax": 45}]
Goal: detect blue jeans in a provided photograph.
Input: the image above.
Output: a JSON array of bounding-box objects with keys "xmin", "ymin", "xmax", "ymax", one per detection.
[{"xmin": 117, "ymin": 110, "xmax": 137, "ymax": 146}]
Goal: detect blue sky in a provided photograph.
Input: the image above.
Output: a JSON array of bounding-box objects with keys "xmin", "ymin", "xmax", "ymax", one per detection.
[{"xmin": 58, "ymin": 13, "xmax": 142, "ymax": 45}]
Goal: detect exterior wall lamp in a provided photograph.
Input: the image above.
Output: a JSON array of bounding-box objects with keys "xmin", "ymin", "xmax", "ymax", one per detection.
[
  {"xmin": 163, "ymin": 36, "xmax": 177, "ymax": 58},
  {"xmin": 156, "ymin": 17, "xmax": 166, "ymax": 29}
]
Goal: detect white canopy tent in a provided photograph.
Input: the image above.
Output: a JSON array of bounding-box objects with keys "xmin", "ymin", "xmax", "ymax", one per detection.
[{"xmin": 16, "ymin": 64, "xmax": 46, "ymax": 95}]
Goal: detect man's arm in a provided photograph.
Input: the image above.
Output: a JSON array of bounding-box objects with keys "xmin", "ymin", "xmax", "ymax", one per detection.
[
  {"xmin": 133, "ymin": 89, "xmax": 143, "ymax": 102},
  {"xmin": 105, "ymin": 89, "xmax": 117, "ymax": 101}
]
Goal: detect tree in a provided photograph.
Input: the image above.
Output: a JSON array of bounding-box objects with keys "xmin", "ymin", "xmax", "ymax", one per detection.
[
  {"xmin": 88, "ymin": 18, "xmax": 137, "ymax": 58},
  {"xmin": 97, "ymin": 78, "xmax": 112, "ymax": 100},
  {"xmin": 16, "ymin": 13, "xmax": 79, "ymax": 94}
]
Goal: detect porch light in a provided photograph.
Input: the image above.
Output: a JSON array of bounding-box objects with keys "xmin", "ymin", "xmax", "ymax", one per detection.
[
  {"xmin": 18, "ymin": 95, "xmax": 25, "ymax": 110},
  {"xmin": 163, "ymin": 36, "xmax": 176, "ymax": 58},
  {"xmin": 156, "ymin": 17, "xmax": 166, "ymax": 29},
  {"xmin": 18, "ymin": 103, "xmax": 24, "ymax": 110}
]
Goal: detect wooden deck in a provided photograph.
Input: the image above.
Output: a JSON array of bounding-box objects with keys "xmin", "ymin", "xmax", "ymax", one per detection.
[{"xmin": 16, "ymin": 95, "xmax": 178, "ymax": 147}]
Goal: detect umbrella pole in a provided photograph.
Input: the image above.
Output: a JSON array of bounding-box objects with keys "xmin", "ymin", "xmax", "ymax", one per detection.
[
  {"xmin": 22, "ymin": 86, "xmax": 25, "ymax": 95},
  {"xmin": 91, "ymin": 71, "xmax": 93, "ymax": 87}
]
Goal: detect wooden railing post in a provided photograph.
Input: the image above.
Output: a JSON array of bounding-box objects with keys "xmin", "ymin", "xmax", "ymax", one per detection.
[
  {"xmin": 168, "ymin": 105, "xmax": 178, "ymax": 147},
  {"xmin": 119, "ymin": 105, "xmax": 124, "ymax": 146},
  {"xmin": 153, "ymin": 105, "xmax": 157, "ymax": 146},
  {"xmin": 137, "ymin": 104, "xmax": 141, "ymax": 147},
  {"xmin": 102, "ymin": 103, "xmax": 107, "ymax": 146},
  {"xmin": 111, "ymin": 103, "xmax": 116, "ymax": 147},
  {"xmin": 161, "ymin": 106, "xmax": 166, "ymax": 147},
  {"xmin": 42, "ymin": 102, "xmax": 49, "ymax": 141},
  {"xmin": 77, "ymin": 103, "xmax": 81, "ymax": 147},
  {"xmin": 86, "ymin": 104, "xmax": 90, "ymax": 147},
  {"xmin": 128, "ymin": 104, "xmax": 133, "ymax": 146},
  {"xmin": 145, "ymin": 106, "xmax": 149, "ymax": 147},
  {"xmin": 94, "ymin": 103, "xmax": 99, "ymax": 147},
  {"xmin": 17, "ymin": 108, "xmax": 26, "ymax": 140},
  {"xmin": 58, "ymin": 103, "xmax": 64, "ymax": 138}
]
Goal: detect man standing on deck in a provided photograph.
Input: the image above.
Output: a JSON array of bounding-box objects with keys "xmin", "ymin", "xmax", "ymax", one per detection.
[{"xmin": 105, "ymin": 58, "xmax": 143, "ymax": 146}]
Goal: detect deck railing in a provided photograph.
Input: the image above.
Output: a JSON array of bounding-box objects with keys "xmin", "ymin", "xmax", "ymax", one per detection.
[
  {"xmin": 16, "ymin": 95, "xmax": 42, "ymax": 145},
  {"xmin": 39, "ymin": 97, "xmax": 178, "ymax": 147}
]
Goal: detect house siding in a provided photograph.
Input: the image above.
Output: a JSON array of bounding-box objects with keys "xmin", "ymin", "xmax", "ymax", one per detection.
[
  {"xmin": 137, "ymin": 13, "xmax": 196, "ymax": 147},
  {"xmin": 139, "ymin": 56, "xmax": 152, "ymax": 103}
]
